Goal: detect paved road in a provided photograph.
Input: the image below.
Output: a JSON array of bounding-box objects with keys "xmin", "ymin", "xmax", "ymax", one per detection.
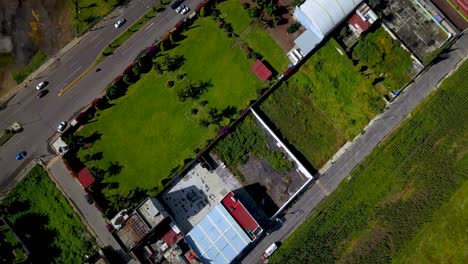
[
  {"xmin": 0, "ymin": 0, "xmax": 202, "ymax": 191},
  {"xmin": 240, "ymin": 32, "xmax": 468, "ymax": 264},
  {"xmin": 46, "ymin": 158, "xmax": 132, "ymax": 262}
]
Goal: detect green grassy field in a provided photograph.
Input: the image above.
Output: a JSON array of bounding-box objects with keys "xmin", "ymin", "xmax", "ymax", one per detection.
[
  {"xmin": 393, "ymin": 181, "xmax": 468, "ymax": 263},
  {"xmin": 352, "ymin": 28, "xmax": 414, "ymax": 94},
  {"xmin": 217, "ymin": 0, "xmax": 289, "ymax": 72},
  {"xmin": 217, "ymin": 0, "xmax": 252, "ymax": 33},
  {"xmin": 69, "ymin": 0, "xmax": 122, "ymax": 35},
  {"xmin": 76, "ymin": 17, "xmax": 260, "ymax": 198},
  {"xmin": 12, "ymin": 50, "xmax": 48, "ymax": 84},
  {"xmin": 1, "ymin": 165, "xmax": 95, "ymax": 263},
  {"xmin": 269, "ymin": 61, "xmax": 468, "ymax": 264},
  {"xmin": 260, "ymin": 38, "xmax": 383, "ymax": 168}
]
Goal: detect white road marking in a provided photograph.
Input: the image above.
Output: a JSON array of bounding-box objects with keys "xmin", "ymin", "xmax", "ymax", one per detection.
[
  {"xmin": 56, "ymin": 66, "xmax": 83, "ymax": 88},
  {"xmin": 14, "ymin": 137, "xmax": 25, "ymax": 145},
  {"xmin": 144, "ymin": 22, "xmax": 155, "ymax": 31}
]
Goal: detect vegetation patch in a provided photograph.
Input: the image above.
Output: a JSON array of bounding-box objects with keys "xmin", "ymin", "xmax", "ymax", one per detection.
[
  {"xmin": 0, "ymin": 165, "xmax": 96, "ymax": 263},
  {"xmin": 352, "ymin": 28, "xmax": 414, "ymax": 94},
  {"xmin": 69, "ymin": 0, "xmax": 124, "ymax": 35},
  {"xmin": 261, "ymin": 39, "xmax": 383, "ymax": 168},
  {"xmin": 214, "ymin": 115, "xmax": 294, "ymax": 178},
  {"xmin": 269, "ymin": 61, "xmax": 468, "ymax": 263},
  {"xmin": 12, "ymin": 50, "xmax": 48, "ymax": 84}
]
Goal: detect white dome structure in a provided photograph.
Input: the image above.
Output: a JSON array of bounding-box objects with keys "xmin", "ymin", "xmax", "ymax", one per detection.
[{"xmin": 294, "ymin": 0, "xmax": 362, "ymax": 39}]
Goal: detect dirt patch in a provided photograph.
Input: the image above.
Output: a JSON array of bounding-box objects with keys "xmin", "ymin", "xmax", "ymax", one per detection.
[{"xmin": 0, "ymin": 0, "xmax": 74, "ymax": 96}]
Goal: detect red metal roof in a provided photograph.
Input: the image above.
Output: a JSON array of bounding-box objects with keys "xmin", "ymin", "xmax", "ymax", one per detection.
[
  {"xmin": 348, "ymin": 12, "xmax": 371, "ymax": 34},
  {"xmin": 456, "ymin": 0, "xmax": 468, "ymax": 14},
  {"xmin": 78, "ymin": 167, "xmax": 95, "ymax": 189},
  {"xmin": 221, "ymin": 192, "xmax": 260, "ymax": 240},
  {"xmin": 251, "ymin": 60, "xmax": 272, "ymax": 82}
]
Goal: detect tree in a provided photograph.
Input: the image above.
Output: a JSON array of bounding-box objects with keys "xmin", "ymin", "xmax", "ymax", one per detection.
[
  {"xmin": 123, "ymin": 73, "xmax": 134, "ymax": 84},
  {"xmin": 352, "ymin": 40, "xmax": 383, "ymax": 67},
  {"xmin": 200, "ymin": 6, "xmax": 205, "ymax": 17},
  {"xmin": 272, "ymin": 15, "xmax": 281, "ymax": 27},
  {"xmin": 153, "ymin": 61, "xmax": 163, "ymax": 75},
  {"xmin": 248, "ymin": 7, "xmax": 261, "ymax": 18},
  {"xmin": 287, "ymin": 22, "xmax": 301, "ymax": 34},
  {"xmin": 106, "ymin": 85, "xmax": 120, "ymax": 100},
  {"xmin": 132, "ymin": 63, "xmax": 142, "ymax": 75}
]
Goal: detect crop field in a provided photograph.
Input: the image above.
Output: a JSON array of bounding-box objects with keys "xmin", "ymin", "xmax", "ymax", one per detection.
[
  {"xmin": 0, "ymin": 165, "xmax": 95, "ymax": 263},
  {"xmin": 76, "ymin": 16, "xmax": 261, "ymax": 202},
  {"xmin": 269, "ymin": 61, "xmax": 468, "ymax": 264},
  {"xmin": 261, "ymin": 39, "xmax": 383, "ymax": 168}
]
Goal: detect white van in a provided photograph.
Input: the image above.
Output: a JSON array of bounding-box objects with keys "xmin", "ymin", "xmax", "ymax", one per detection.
[{"xmin": 262, "ymin": 242, "xmax": 279, "ymax": 261}]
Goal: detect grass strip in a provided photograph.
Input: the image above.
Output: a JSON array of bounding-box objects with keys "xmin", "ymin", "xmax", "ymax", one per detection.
[{"xmin": 12, "ymin": 50, "xmax": 48, "ymax": 84}]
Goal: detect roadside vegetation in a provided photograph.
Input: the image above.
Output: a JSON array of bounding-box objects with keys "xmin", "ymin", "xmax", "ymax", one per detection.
[
  {"xmin": 69, "ymin": 0, "xmax": 124, "ymax": 35},
  {"xmin": 0, "ymin": 165, "xmax": 96, "ymax": 263},
  {"xmin": 261, "ymin": 39, "xmax": 383, "ymax": 168},
  {"xmin": 269, "ymin": 61, "xmax": 468, "ymax": 263},
  {"xmin": 100, "ymin": 5, "xmax": 158, "ymax": 61},
  {"xmin": 352, "ymin": 27, "xmax": 414, "ymax": 94},
  {"xmin": 73, "ymin": 15, "xmax": 262, "ymax": 213},
  {"xmin": 0, "ymin": 218, "xmax": 28, "ymax": 263},
  {"xmin": 214, "ymin": 115, "xmax": 295, "ymax": 181},
  {"xmin": 11, "ymin": 50, "xmax": 48, "ymax": 84}
]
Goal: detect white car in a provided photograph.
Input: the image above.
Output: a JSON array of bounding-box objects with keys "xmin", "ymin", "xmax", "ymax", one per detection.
[
  {"xmin": 181, "ymin": 5, "xmax": 190, "ymax": 15},
  {"xmin": 114, "ymin": 18, "xmax": 126, "ymax": 28},
  {"xmin": 175, "ymin": 5, "xmax": 183, "ymax": 13},
  {"xmin": 57, "ymin": 121, "xmax": 67, "ymax": 133},
  {"xmin": 36, "ymin": 81, "xmax": 47, "ymax": 90}
]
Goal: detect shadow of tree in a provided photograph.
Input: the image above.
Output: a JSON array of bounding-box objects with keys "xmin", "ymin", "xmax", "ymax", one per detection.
[{"xmin": 13, "ymin": 212, "xmax": 61, "ymax": 263}]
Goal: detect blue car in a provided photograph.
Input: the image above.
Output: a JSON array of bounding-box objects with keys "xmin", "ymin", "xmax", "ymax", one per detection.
[{"xmin": 15, "ymin": 151, "xmax": 27, "ymax": 160}]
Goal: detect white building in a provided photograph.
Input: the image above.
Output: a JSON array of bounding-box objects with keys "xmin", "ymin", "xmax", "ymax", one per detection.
[{"xmin": 288, "ymin": 0, "xmax": 362, "ymax": 64}]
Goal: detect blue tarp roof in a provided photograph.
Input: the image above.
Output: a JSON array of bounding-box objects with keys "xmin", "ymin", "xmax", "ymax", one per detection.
[{"xmin": 185, "ymin": 204, "xmax": 251, "ymax": 264}]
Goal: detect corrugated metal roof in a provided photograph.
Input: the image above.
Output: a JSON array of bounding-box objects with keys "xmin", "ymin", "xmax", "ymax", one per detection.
[{"xmin": 295, "ymin": 0, "xmax": 362, "ymax": 38}]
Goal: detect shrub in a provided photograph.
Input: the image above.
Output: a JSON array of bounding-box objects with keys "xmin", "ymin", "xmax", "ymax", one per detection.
[
  {"xmin": 287, "ymin": 22, "xmax": 301, "ymax": 34},
  {"xmin": 200, "ymin": 6, "xmax": 206, "ymax": 17},
  {"xmin": 191, "ymin": 108, "xmax": 198, "ymax": 115},
  {"xmin": 177, "ymin": 73, "xmax": 185, "ymax": 80},
  {"xmin": 4, "ymin": 128, "xmax": 11, "ymax": 134},
  {"xmin": 167, "ymin": 80, "xmax": 174, "ymax": 88},
  {"xmin": 248, "ymin": 7, "xmax": 261, "ymax": 18},
  {"xmin": 132, "ymin": 63, "xmax": 142, "ymax": 75},
  {"xmin": 242, "ymin": 3, "xmax": 250, "ymax": 9}
]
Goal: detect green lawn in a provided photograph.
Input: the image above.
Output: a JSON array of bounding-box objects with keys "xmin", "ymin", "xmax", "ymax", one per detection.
[
  {"xmin": 269, "ymin": 61, "xmax": 468, "ymax": 264},
  {"xmin": 260, "ymin": 38, "xmax": 383, "ymax": 168},
  {"xmin": 12, "ymin": 50, "xmax": 48, "ymax": 84},
  {"xmin": 394, "ymin": 181, "xmax": 468, "ymax": 263},
  {"xmin": 217, "ymin": 0, "xmax": 289, "ymax": 73},
  {"xmin": 76, "ymin": 17, "xmax": 260, "ymax": 200},
  {"xmin": 1, "ymin": 165, "xmax": 95, "ymax": 263},
  {"xmin": 69, "ymin": 0, "xmax": 122, "ymax": 35},
  {"xmin": 244, "ymin": 27, "xmax": 289, "ymax": 72},
  {"xmin": 217, "ymin": 0, "xmax": 252, "ymax": 33}
]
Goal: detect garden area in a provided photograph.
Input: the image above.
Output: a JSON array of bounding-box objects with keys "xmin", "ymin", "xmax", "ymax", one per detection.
[
  {"xmin": 214, "ymin": 115, "xmax": 306, "ymax": 216},
  {"xmin": 351, "ymin": 27, "xmax": 415, "ymax": 95},
  {"xmin": 269, "ymin": 61, "xmax": 468, "ymax": 263},
  {"xmin": 71, "ymin": 11, "xmax": 272, "ymax": 214},
  {"xmin": 260, "ymin": 38, "xmax": 384, "ymax": 169},
  {"xmin": 0, "ymin": 165, "xmax": 96, "ymax": 263}
]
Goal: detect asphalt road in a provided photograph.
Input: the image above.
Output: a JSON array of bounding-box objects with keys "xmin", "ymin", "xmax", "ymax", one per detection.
[
  {"xmin": 0, "ymin": 0, "xmax": 202, "ymax": 191},
  {"xmin": 240, "ymin": 32, "xmax": 468, "ymax": 264}
]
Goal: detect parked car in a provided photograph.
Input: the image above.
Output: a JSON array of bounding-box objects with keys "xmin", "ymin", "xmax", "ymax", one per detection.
[
  {"xmin": 57, "ymin": 121, "xmax": 67, "ymax": 133},
  {"xmin": 36, "ymin": 81, "xmax": 48, "ymax": 90},
  {"xmin": 170, "ymin": 0, "xmax": 184, "ymax": 9},
  {"xmin": 85, "ymin": 194, "xmax": 94, "ymax": 204},
  {"xmin": 180, "ymin": 5, "xmax": 190, "ymax": 15},
  {"xmin": 114, "ymin": 18, "xmax": 126, "ymax": 28},
  {"xmin": 175, "ymin": 5, "xmax": 183, "ymax": 13},
  {"xmin": 15, "ymin": 151, "xmax": 27, "ymax": 160},
  {"xmin": 36, "ymin": 90, "xmax": 48, "ymax": 98}
]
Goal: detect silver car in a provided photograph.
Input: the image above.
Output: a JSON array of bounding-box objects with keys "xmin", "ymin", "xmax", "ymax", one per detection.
[
  {"xmin": 36, "ymin": 81, "xmax": 47, "ymax": 90},
  {"xmin": 114, "ymin": 18, "xmax": 126, "ymax": 28},
  {"xmin": 57, "ymin": 121, "xmax": 67, "ymax": 133},
  {"xmin": 181, "ymin": 5, "xmax": 190, "ymax": 15}
]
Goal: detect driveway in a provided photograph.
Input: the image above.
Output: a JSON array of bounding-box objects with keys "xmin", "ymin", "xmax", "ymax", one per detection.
[{"xmin": 240, "ymin": 32, "xmax": 468, "ymax": 264}]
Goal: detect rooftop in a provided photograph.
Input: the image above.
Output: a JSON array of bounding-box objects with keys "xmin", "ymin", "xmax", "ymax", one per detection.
[
  {"xmin": 137, "ymin": 198, "xmax": 169, "ymax": 229},
  {"xmin": 77, "ymin": 167, "xmax": 95, "ymax": 189},
  {"xmin": 185, "ymin": 204, "xmax": 251, "ymax": 264},
  {"xmin": 221, "ymin": 192, "xmax": 262, "ymax": 240},
  {"xmin": 116, "ymin": 213, "xmax": 151, "ymax": 251},
  {"xmin": 251, "ymin": 60, "xmax": 273, "ymax": 82}
]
